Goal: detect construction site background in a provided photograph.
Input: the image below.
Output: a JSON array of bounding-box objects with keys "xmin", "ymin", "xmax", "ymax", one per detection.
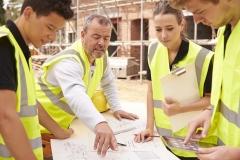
[{"xmin": 4, "ymin": 0, "xmax": 216, "ymax": 102}]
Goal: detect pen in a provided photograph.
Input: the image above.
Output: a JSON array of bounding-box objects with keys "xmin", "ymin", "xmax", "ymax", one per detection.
[
  {"xmin": 133, "ymin": 134, "xmax": 160, "ymax": 138},
  {"xmin": 117, "ymin": 142, "xmax": 127, "ymax": 146},
  {"xmin": 108, "ymin": 142, "xmax": 127, "ymax": 150}
]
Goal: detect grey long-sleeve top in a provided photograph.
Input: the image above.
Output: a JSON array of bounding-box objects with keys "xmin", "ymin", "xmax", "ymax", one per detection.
[{"xmin": 45, "ymin": 57, "xmax": 122, "ymax": 132}]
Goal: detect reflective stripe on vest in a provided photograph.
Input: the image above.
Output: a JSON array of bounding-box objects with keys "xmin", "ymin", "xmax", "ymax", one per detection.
[
  {"xmin": 37, "ymin": 49, "xmax": 83, "ymax": 115},
  {"xmin": 148, "ymin": 41, "xmax": 158, "ymax": 64},
  {"xmin": 19, "ymin": 59, "xmax": 38, "ymax": 117},
  {"xmin": 0, "ymin": 31, "xmax": 7, "ymax": 35},
  {"xmin": 153, "ymin": 100, "xmax": 175, "ymax": 136},
  {"xmin": 155, "ymin": 124, "xmax": 172, "ymax": 137},
  {"xmin": 212, "ymin": 101, "xmax": 240, "ymax": 128},
  {"xmin": 217, "ymin": 137, "xmax": 225, "ymax": 146},
  {"xmin": 0, "ymin": 27, "xmax": 42, "ymax": 159},
  {"xmin": 45, "ymin": 49, "xmax": 86, "ymax": 75},
  {"xmin": 212, "ymin": 99, "xmax": 240, "ymax": 146},
  {"xmin": 149, "ymin": 43, "xmax": 211, "ymax": 88},
  {"xmin": 211, "ymin": 22, "xmax": 240, "ymax": 146},
  {"xmin": 36, "ymin": 40, "xmax": 109, "ymax": 134},
  {"xmin": 103, "ymin": 53, "xmax": 108, "ymax": 75},
  {"xmin": 156, "ymin": 126, "xmax": 186, "ymax": 139},
  {"xmin": 0, "ymin": 57, "xmax": 41, "ymax": 158},
  {"xmin": 149, "ymin": 41, "xmax": 217, "ymax": 158},
  {"xmin": 44, "ymin": 49, "xmax": 107, "ymax": 76},
  {"xmin": 38, "ymin": 76, "xmax": 75, "ymax": 115},
  {"xmin": 149, "ymin": 42, "xmax": 211, "ymax": 137},
  {"xmin": 0, "ymin": 137, "xmax": 41, "ymax": 158},
  {"xmin": 37, "ymin": 48, "xmax": 108, "ymax": 116},
  {"xmin": 195, "ymin": 47, "xmax": 211, "ymax": 88}
]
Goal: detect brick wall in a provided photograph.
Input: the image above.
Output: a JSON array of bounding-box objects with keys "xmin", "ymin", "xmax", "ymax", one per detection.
[
  {"xmin": 77, "ymin": 2, "xmax": 157, "ymax": 59},
  {"xmin": 119, "ymin": 2, "xmax": 157, "ymax": 59},
  {"xmin": 76, "ymin": 2, "xmax": 212, "ymax": 66}
]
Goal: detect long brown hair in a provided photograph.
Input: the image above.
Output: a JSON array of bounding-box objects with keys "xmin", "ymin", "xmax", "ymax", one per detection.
[{"xmin": 153, "ymin": 0, "xmax": 188, "ymax": 39}]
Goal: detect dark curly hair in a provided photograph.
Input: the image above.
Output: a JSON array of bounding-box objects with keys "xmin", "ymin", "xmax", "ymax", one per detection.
[{"xmin": 20, "ymin": 0, "xmax": 74, "ymax": 20}]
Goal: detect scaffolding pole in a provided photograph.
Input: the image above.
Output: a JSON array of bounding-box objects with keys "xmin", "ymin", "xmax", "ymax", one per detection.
[
  {"xmin": 194, "ymin": 23, "xmax": 198, "ymax": 43},
  {"xmin": 140, "ymin": 0, "xmax": 143, "ymax": 83},
  {"xmin": 77, "ymin": 0, "xmax": 80, "ymax": 39},
  {"xmin": 39, "ymin": 0, "xmax": 216, "ymax": 80},
  {"xmin": 98, "ymin": 0, "xmax": 101, "ymax": 14}
]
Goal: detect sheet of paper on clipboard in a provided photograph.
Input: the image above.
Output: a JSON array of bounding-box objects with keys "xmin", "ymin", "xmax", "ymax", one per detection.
[{"xmin": 160, "ymin": 62, "xmax": 201, "ymax": 132}]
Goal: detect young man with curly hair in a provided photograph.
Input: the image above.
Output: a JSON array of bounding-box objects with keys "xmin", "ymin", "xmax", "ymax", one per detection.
[{"xmin": 0, "ymin": 0, "xmax": 74, "ymax": 159}]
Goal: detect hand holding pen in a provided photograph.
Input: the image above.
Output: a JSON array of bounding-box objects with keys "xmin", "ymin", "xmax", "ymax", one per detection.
[
  {"xmin": 133, "ymin": 134, "xmax": 160, "ymax": 138},
  {"xmin": 133, "ymin": 129, "xmax": 159, "ymax": 143}
]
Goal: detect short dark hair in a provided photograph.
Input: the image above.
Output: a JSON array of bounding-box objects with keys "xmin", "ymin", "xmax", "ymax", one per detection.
[
  {"xmin": 153, "ymin": 0, "xmax": 188, "ymax": 39},
  {"xmin": 83, "ymin": 14, "xmax": 112, "ymax": 32},
  {"xmin": 20, "ymin": 0, "xmax": 74, "ymax": 20}
]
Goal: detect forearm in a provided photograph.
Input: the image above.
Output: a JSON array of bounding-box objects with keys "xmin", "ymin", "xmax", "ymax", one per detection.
[
  {"xmin": 232, "ymin": 147, "xmax": 240, "ymax": 160},
  {"xmin": 0, "ymin": 113, "xmax": 36, "ymax": 160},
  {"xmin": 146, "ymin": 98, "xmax": 154, "ymax": 131},
  {"xmin": 0, "ymin": 90, "xmax": 36, "ymax": 160},
  {"xmin": 146, "ymin": 81, "xmax": 154, "ymax": 131},
  {"xmin": 38, "ymin": 101, "xmax": 65, "ymax": 135},
  {"xmin": 181, "ymin": 94, "xmax": 211, "ymax": 113}
]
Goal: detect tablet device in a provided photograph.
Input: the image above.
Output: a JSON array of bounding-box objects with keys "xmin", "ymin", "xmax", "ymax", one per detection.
[{"xmin": 161, "ymin": 136, "xmax": 216, "ymax": 152}]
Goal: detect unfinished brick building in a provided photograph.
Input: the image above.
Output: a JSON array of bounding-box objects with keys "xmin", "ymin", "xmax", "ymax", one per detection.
[
  {"xmin": 70, "ymin": 0, "xmax": 214, "ymax": 72},
  {"xmin": 38, "ymin": 0, "xmax": 215, "ymax": 79}
]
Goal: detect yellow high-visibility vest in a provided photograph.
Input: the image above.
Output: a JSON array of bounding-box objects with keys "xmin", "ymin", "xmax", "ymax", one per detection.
[
  {"xmin": 35, "ymin": 40, "xmax": 108, "ymax": 133},
  {"xmin": 148, "ymin": 40, "xmax": 217, "ymax": 157},
  {"xmin": 211, "ymin": 21, "xmax": 240, "ymax": 146},
  {"xmin": 0, "ymin": 27, "xmax": 43, "ymax": 160}
]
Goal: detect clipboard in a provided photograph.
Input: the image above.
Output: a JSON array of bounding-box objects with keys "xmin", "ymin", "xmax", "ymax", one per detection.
[{"xmin": 160, "ymin": 62, "xmax": 201, "ymax": 132}]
